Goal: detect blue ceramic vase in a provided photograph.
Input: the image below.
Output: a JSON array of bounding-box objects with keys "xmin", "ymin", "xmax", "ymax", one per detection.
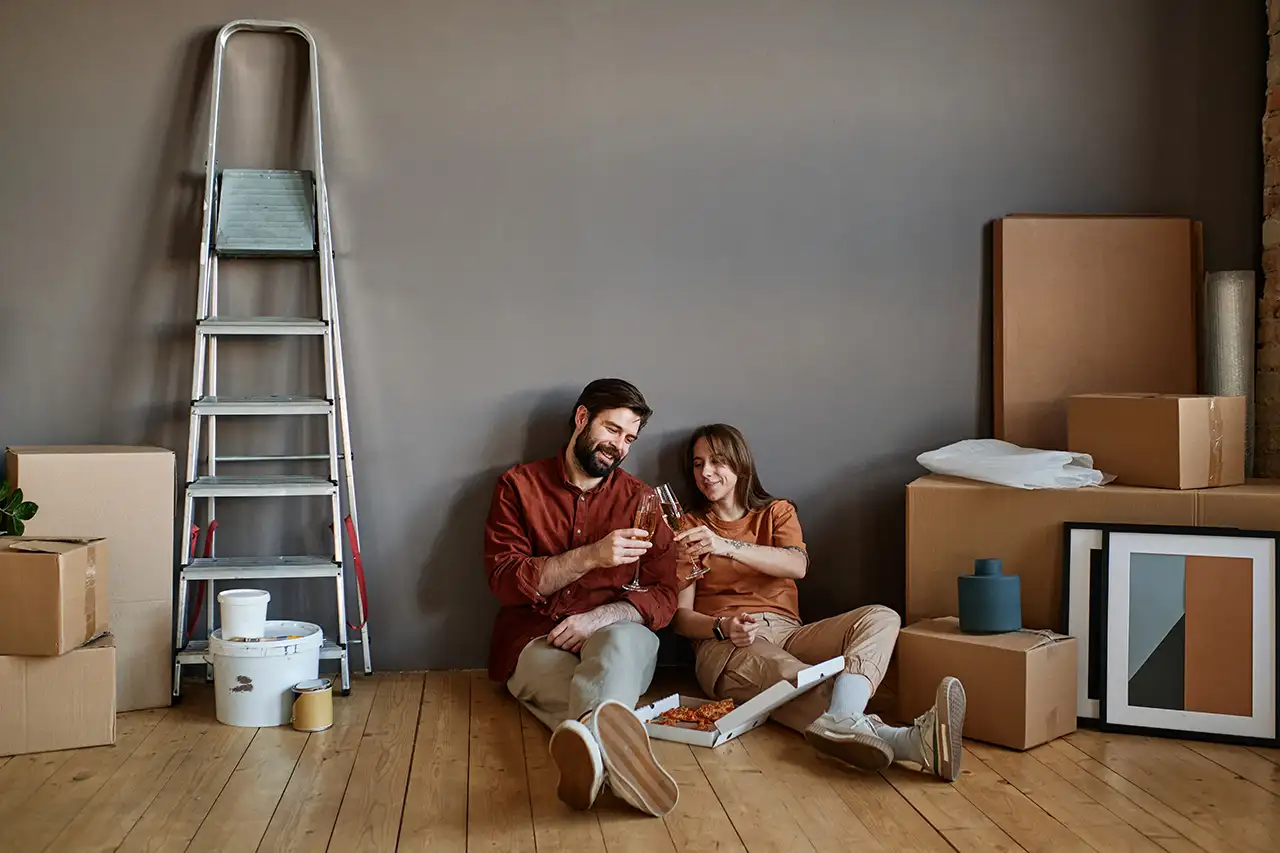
[{"xmin": 957, "ymin": 557, "xmax": 1022, "ymax": 634}]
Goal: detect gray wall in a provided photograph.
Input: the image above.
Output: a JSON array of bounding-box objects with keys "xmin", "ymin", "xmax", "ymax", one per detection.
[{"xmin": 0, "ymin": 0, "xmax": 1264, "ymax": 670}]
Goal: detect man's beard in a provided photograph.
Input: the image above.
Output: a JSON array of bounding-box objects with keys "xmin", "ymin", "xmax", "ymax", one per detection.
[{"xmin": 573, "ymin": 432, "xmax": 621, "ymax": 478}]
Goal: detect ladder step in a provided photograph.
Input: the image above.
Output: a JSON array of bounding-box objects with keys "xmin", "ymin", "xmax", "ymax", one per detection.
[
  {"xmin": 213, "ymin": 454, "xmax": 335, "ymax": 463},
  {"xmin": 215, "ymin": 169, "xmax": 317, "ymax": 257},
  {"xmin": 188, "ymin": 475, "xmax": 337, "ymax": 497},
  {"xmin": 182, "ymin": 556, "xmax": 341, "ymax": 580},
  {"xmin": 193, "ymin": 395, "xmax": 332, "ymax": 416},
  {"xmin": 177, "ymin": 638, "xmax": 346, "ymax": 665},
  {"xmin": 197, "ymin": 317, "xmax": 328, "ymax": 336}
]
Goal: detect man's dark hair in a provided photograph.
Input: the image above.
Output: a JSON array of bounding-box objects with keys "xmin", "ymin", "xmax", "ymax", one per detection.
[{"xmin": 572, "ymin": 378, "xmax": 653, "ymax": 431}]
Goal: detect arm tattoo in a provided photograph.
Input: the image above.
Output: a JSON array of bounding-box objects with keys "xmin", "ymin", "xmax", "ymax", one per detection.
[{"xmin": 783, "ymin": 545, "xmax": 811, "ymax": 565}]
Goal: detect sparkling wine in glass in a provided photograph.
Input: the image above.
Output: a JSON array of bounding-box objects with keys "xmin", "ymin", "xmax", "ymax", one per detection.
[
  {"xmin": 625, "ymin": 490, "xmax": 658, "ymax": 592},
  {"xmin": 656, "ymin": 483, "xmax": 709, "ymax": 579}
]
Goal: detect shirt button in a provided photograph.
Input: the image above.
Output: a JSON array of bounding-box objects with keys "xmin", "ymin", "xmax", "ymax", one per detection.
[{"xmin": 576, "ymin": 529, "xmax": 581, "ymax": 534}]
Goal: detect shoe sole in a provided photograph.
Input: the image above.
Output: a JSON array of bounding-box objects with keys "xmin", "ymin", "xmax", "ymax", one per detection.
[
  {"xmin": 549, "ymin": 723, "xmax": 602, "ymax": 810},
  {"xmin": 804, "ymin": 724, "xmax": 894, "ymax": 772},
  {"xmin": 593, "ymin": 701, "xmax": 679, "ymax": 816},
  {"xmin": 933, "ymin": 676, "xmax": 966, "ymax": 782}
]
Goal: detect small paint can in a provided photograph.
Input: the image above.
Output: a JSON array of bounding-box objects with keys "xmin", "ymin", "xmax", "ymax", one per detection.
[{"xmin": 291, "ymin": 678, "xmax": 334, "ymax": 732}]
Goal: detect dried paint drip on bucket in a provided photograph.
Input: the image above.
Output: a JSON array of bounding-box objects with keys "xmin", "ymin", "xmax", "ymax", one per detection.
[{"xmin": 292, "ymin": 678, "xmax": 334, "ymax": 732}]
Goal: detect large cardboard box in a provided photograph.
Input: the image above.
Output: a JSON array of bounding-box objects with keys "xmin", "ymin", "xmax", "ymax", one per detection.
[
  {"xmin": 0, "ymin": 635, "xmax": 117, "ymax": 757},
  {"xmin": 0, "ymin": 537, "xmax": 110, "ymax": 655},
  {"xmin": 1197, "ymin": 480, "xmax": 1280, "ymax": 530},
  {"xmin": 906, "ymin": 475, "xmax": 1198, "ymax": 631},
  {"xmin": 1068, "ymin": 393, "xmax": 1246, "ymax": 489},
  {"xmin": 6, "ymin": 446, "xmax": 176, "ymax": 711},
  {"xmin": 898, "ymin": 617, "xmax": 1077, "ymax": 750},
  {"xmin": 993, "ymin": 215, "xmax": 1200, "ymax": 451}
]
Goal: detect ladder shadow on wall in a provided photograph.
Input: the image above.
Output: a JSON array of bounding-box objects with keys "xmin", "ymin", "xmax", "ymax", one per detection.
[{"xmin": 103, "ymin": 29, "xmax": 218, "ymax": 455}]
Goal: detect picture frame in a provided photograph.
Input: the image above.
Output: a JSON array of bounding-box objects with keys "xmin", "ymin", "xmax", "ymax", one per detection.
[
  {"xmin": 1061, "ymin": 522, "xmax": 1106, "ymax": 722},
  {"xmin": 1095, "ymin": 523, "xmax": 1279, "ymax": 747}
]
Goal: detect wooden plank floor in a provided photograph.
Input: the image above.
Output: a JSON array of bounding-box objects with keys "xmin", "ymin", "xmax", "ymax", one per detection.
[{"xmin": 2, "ymin": 671, "xmax": 1278, "ymax": 852}]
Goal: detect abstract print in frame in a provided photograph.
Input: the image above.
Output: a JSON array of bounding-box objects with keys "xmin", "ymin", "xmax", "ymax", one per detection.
[{"xmin": 1098, "ymin": 524, "xmax": 1279, "ymax": 747}]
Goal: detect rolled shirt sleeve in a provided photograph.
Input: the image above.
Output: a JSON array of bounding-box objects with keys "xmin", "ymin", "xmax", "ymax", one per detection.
[{"xmin": 483, "ymin": 472, "xmax": 550, "ymax": 607}]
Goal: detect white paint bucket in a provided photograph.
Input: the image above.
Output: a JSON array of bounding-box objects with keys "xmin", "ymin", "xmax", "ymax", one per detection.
[
  {"xmin": 217, "ymin": 588, "xmax": 271, "ymax": 639},
  {"xmin": 209, "ymin": 620, "xmax": 324, "ymax": 727}
]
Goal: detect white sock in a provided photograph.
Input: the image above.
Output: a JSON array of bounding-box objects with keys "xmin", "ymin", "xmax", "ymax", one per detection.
[
  {"xmin": 875, "ymin": 722, "xmax": 925, "ymax": 765},
  {"xmin": 827, "ymin": 674, "xmax": 873, "ymax": 720}
]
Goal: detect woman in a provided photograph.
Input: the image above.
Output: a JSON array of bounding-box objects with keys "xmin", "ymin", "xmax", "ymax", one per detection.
[{"xmin": 670, "ymin": 423, "xmax": 965, "ymax": 781}]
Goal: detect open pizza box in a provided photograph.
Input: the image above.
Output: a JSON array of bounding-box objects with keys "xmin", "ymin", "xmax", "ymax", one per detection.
[{"xmin": 635, "ymin": 656, "xmax": 844, "ymax": 748}]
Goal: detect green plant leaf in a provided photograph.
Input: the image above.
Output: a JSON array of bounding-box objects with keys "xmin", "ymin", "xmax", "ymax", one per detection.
[
  {"xmin": 11, "ymin": 518, "xmax": 23, "ymax": 536},
  {"xmin": 14, "ymin": 501, "xmax": 37, "ymax": 521},
  {"xmin": 0, "ymin": 481, "xmax": 10, "ymax": 504},
  {"xmin": 4, "ymin": 487, "xmax": 22, "ymax": 511}
]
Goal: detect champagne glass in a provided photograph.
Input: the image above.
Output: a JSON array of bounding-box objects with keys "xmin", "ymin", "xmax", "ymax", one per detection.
[
  {"xmin": 625, "ymin": 490, "xmax": 658, "ymax": 592},
  {"xmin": 656, "ymin": 483, "xmax": 710, "ymax": 580}
]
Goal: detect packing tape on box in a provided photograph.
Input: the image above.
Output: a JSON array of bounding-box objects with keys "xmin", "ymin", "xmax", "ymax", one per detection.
[
  {"xmin": 1207, "ymin": 397, "xmax": 1224, "ymax": 487},
  {"xmin": 84, "ymin": 546, "xmax": 98, "ymax": 643},
  {"xmin": 1016, "ymin": 628, "xmax": 1069, "ymax": 651}
]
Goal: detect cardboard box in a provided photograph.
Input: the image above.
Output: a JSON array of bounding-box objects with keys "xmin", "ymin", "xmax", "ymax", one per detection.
[
  {"xmin": 994, "ymin": 215, "xmax": 1200, "ymax": 451},
  {"xmin": 0, "ymin": 537, "xmax": 109, "ymax": 656},
  {"xmin": 0, "ymin": 635, "xmax": 117, "ymax": 756},
  {"xmin": 1198, "ymin": 480, "xmax": 1280, "ymax": 529},
  {"xmin": 1068, "ymin": 394, "xmax": 1246, "ymax": 489},
  {"xmin": 906, "ymin": 475, "xmax": 1198, "ymax": 631},
  {"xmin": 898, "ymin": 617, "xmax": 1077, "ymax": 750},
  {"xmin": 6, "ymin": 446, "xmax": 176, "ymax": 710},
  {"xmin": 635, "ymin": 656, "xmax": 844, "ymax": 748}
]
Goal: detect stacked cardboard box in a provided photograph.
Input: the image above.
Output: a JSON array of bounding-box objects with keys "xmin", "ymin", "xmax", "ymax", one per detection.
[
  {"xmin": 6, "ymin": 446, "xmax": 176, "ymax": 711},
  {"xmin": 898, "ymin": 215, "xmax": 1257, "ymax": 751},
  {"xmin": 0, "ymin": 537, "xmax": 117, "ymax": 756}
]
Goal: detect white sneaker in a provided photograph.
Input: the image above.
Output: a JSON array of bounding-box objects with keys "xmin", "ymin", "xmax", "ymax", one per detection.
[
  {"xmin": 590, "ymin": 700, "xmax": 679, "ymax": 817},
  {"xmin": 549, "ymin": 718, "xmax": 605, "ymax": 810},
  {"xmin": 804, "ymin": 713, "xmax": 894, "ymax": 772},
  {"xmin": 912, "ymin": 676, "xmax": 966, "ymax": 782}
]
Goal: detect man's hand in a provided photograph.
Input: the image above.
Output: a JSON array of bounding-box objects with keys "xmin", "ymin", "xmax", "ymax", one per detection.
[
  {"xmin": 548, "ymin": 602, "xmax": 642, "ymax": 653},
  {"xmin": 588, "ymin": 528, "xmax": 653, "ymax": 569},
  {"xmin": 725, "ymin": 613, "xmax": 758, "ymax": 648}
]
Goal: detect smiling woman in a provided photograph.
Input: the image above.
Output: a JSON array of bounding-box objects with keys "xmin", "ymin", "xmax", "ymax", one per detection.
[{"xmin": 671, "ymin": 423, "xmax": 968, "ymax": 783}]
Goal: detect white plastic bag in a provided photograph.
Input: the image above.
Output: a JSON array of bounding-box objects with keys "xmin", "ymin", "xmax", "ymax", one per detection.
[{"xmin": 916, "ymin": 439, "xmax": 1113, "ymax": 490}]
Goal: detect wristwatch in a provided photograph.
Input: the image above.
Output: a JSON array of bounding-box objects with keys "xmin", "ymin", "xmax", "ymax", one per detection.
[{"xmin": 712, "ymin": 616, "xmax": 726, "ymax": 642}]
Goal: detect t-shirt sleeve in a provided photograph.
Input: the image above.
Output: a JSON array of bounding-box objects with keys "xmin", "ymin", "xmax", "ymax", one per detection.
[{"xmin": 769, "ymin": 500, "xmax": 807, "ymax": 551}]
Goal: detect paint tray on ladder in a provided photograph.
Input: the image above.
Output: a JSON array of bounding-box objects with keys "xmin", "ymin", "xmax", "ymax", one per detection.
[{"xmin": 635, "ymin": 656, "xmax": 844, "ymax": 748}]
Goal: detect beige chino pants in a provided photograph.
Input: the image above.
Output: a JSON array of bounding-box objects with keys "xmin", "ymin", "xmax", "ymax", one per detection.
[
  {"xmin": 507, "ymin": 621, "xmax": 661, "ymax": 731},
  {"xmin": 694, "ymin": 604, "xmax": 901, "ymax": 733}
]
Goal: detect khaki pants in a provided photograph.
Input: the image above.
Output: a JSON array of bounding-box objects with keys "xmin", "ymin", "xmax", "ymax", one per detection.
[
  {"xmin": 507, "ymin": 621, "xmax": 660, "ymax": 731},
  {"xmin": 694, "ymin": 605, "xmax": 901, "ymax": 733}
]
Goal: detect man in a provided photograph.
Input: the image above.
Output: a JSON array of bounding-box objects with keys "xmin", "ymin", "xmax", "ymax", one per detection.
[{"xmin": 484, "ymin": 378, "xmax": 681, "ymax": 817}]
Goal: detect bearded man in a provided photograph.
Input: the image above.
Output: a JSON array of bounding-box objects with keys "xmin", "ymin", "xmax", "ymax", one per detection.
[{"xmin": 483, "ymin": 378, "xmax": 681, "ymax": 817}]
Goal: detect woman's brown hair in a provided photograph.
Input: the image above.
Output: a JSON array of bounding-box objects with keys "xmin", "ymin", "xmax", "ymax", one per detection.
[{"xmin": 683, "ymin": 423, "xmax": 783, "ymax": 514}]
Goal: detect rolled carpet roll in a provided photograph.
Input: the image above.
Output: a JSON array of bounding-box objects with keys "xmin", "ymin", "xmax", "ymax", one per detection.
[{"xmin": 1201, "ymin": 270, "xmax": 1256, "ymax": 476}]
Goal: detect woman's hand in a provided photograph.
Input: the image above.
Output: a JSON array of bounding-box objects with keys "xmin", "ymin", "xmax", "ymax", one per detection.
[
  {"xmin": 676, "ymin": 525, "xmax": 731, "ymax": 561},
  {"xmin": 724, "ymin": 613, "xmax": 757, "ymax": 647}
]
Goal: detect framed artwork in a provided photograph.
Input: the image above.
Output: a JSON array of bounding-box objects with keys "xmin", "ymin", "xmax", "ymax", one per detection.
[
  {"xmin": 1097, "ymin": 524, "xmax": 1279, "ymax": 746},
  {"xmin": 1061, "ymin": 523, "xmax": 1106, "ymax": 721}
]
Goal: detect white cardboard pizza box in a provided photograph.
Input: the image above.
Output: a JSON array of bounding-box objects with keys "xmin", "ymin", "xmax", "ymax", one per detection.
[{"xmin": 635, "ymin": 655, "xmax": 845, "ymax": 748}]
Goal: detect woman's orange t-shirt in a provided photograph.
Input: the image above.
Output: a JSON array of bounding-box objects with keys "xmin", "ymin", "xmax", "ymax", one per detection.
[{"xmin": 685, "ymin": 499, "xmax": 807, "ymax": 622}]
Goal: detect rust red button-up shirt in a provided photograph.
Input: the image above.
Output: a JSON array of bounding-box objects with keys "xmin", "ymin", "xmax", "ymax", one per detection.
[{"xmin": 483, "ymin": 452, "xmax": 679, "ymax": 682}]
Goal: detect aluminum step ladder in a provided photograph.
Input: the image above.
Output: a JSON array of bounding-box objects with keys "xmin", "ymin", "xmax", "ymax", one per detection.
[{"xmin": 173, "ymin": 19, "xmax": 371, "ymax": 697}]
